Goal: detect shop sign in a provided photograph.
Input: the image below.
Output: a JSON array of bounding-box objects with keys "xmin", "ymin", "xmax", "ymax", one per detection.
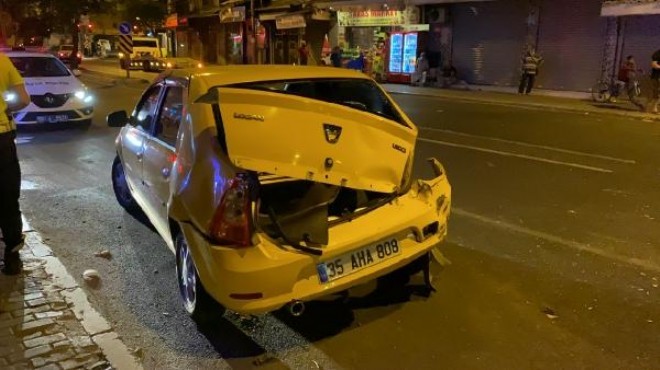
[
  {"xmin": 601, "ymin": 0, "xmax": 660, "ymax": 16},
  {"xmin": 401, "ymin": 24, "xmax": 430, "ymax": 32},
  {"xmin": 276, "ymin": 14, "xmax": 306, "ymax": 29},
  {"xmin": 312, "ymin": 8, "xmax": 331, "ymax": 21},
  {"xmin": 220, "ymin": 6, "xmax": 246, "ymax": 23},
  {"xmin": 337, "ymin": 10, "xmax": 405, "ymax": 27},
  {"xmin": 165, "ymin": 13, "xmax": 178, "ymax": 28}
]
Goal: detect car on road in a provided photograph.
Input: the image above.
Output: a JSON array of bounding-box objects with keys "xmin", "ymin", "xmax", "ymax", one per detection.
[
  {"xmin": 107, "ymin": 65, "xmax": 451, "ymax": 320},
  {"xmin": 3, "ymin": 51, "xmax": 94, "ymax": 125},
  {"xmin": 57, "ymin": 44, "xmax": 82, "ymax": 65}
]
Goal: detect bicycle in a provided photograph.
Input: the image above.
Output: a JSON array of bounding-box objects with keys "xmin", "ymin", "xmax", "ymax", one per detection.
[{"xmin": 591, "ymin": 73, "xmax": 642, "ymax": 104}]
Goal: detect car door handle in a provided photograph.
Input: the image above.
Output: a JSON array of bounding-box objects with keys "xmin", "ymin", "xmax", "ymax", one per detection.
[{"xmin": 161, "ymin": 167, "xmax": 171, "ymax": 178}]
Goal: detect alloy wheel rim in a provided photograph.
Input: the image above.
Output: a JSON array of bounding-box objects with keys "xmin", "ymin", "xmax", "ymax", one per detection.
[{"xmin": 178, "ymin": 237, "xmax": 197, "ymax": 313}]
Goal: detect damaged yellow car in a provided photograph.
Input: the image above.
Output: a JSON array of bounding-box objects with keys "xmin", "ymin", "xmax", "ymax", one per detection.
[{"xmin": 107, "ymin": 65, "xmax": 451, "ymax": 320}]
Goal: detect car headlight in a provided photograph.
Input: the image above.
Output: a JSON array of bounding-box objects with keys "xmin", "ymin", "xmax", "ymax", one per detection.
[
  {"xmin": 3, "ymin": 92, "xmax": 17, "ymax": 103},
  {"xmin": 166, "ymin": 62, "xmax": 173, "ymax": 68},
  {"xmin": 197, "ymin": 63, "xmax": 203, "ymax": 68},
  {"xmin": 74, "ymin": 90, "xmax": 86, "ymax": 100}
]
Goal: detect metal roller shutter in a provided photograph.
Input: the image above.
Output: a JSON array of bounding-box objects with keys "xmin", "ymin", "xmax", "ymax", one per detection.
[
  {"xmin": 451, "ymin": 0, "xmax": 528, "ymax": 86},
  {"xmin": 621, "ymin": 15, "xmax": 660, "ymax": 74},
  {"xmin": 535, "ymin": 0, "xmax": 606, "ymax": 91}
]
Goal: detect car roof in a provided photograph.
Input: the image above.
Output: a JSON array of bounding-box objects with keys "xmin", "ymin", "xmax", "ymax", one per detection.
[
  {"xmin": 168, "ymin": 65, "xmax": 371, "ymax": 86},
  {"xmin": 3, "ymin": 52, "xmax": 56, "ymax": 58}
]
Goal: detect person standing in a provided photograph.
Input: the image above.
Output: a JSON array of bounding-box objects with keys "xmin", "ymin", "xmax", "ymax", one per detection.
[
  {"xmin": 648, "ymin": 49, "xmax": 660, "ymax": 114},
  {"xmin": 0, "ymin": 51, "xmax": 30, "ymax": 275},
  {"xmin": 330, "ymin": 46, "xmax": 342, "ymax": 68},
  {"xmin": 615, "ymin": 55, "xmax": 644, "ymax": 110},
  {"xmin": 518, "ymin": 48, "xmax": 543, "ymax": 95},
  {"xmin": 298, "ymin": 41, "xmax": 309, "ymax": 66}
]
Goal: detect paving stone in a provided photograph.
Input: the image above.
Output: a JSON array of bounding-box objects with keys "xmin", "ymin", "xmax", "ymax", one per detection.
[
  {"xmin": 0, "ymin": 312, "xmax": 11, "ymax": 321},
  {"xmin": 4, "ymin": 363, "xmax": 31, "ymax": 370},
  {"xmin": 26, "ymin": 298, "xmax": 48, "ymax": 308},
  {"xmin": 32, "ymin": 348, "xmax": 76, "ymax": 366},
  {"xmin": 1, "ymin": 302, "xmax": 25, "ymax": 312},
  {"xmin": 23, "ymin": 331, "xmax": 43, "ymax": 340},
  {"xmin": 50, "ymin": 301, "xmax": 68, "ymax": 311},
  {"xmin": 23, "ymin": 344, "xmax": 54, "ymax": 360},
  {"xmin": 61, "ymin": 356, "xmax": 97, "ymax": 370},
  {"xmin": 35, "ymin": 364, "xmax": 61, "ymax": 370},
  {"xmin": 18, "ymin": 318, "xmax": 56, "ymax": 335},
  {"xmin": 35, "ymin": 311, "xmax": 63, "ymax": 320},
  {"xmin": 24, "ymin": 333, "xmax": 66, "ymax": 348},
  {"xmin": 19, "ymin": 305, "xmax": 51, "ymax": 316},
  {"xmin": 8, "ymin": 292, "xmax": 45, "ymax": 303},
  {"xmin": 0, "ymin": 344, "xmax": 20, "ymax": 357},
  {"xmin": 0, "ymin": 357, "xmax": 7, "ymax": 366},
  {"xmin": 52, "ymin": 339, "xmax": 72, "ymax": 351},
  {"xmin": 0, "ymin": 316, "xmax": 28, "ymax": 330}
]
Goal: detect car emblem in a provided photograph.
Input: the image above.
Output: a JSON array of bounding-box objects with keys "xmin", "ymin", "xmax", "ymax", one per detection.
[
  {"xmin": 323, "ymin": 124, "xmax": 342, "ymax": 144},
  {"xmin": 44, "ymin": 94, "xmax": 55, "ymax": 104}
]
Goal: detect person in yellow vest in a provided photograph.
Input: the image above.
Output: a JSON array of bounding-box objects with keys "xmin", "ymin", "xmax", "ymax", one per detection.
[{"xmin": 0, "ymin": 51, "xmax": 30, "ymax": 275}]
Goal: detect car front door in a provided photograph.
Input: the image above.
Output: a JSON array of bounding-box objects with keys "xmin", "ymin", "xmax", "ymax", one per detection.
[
  {"xmin": 121, "ymin": 84, "xmax": 163, "ymax": 212},
  {"xmin": 142, "ymin": 84, "xmax": 185, "ymax": 244}
]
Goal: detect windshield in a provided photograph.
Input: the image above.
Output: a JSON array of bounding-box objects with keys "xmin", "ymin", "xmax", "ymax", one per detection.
[
  {"xmin": 233, "ymin": 78, "xmax": 406, "ymax": 126},
  {"xmin": 133, "ymin": 40, "xmax": 158, "ymax": 48},
  {"xmin": 60, "ymin": 45, "xmax": 73, "ymax": 50},
  {"xmin": 9, "ymin": 57, "xmax": 71, "ymax": 77}
]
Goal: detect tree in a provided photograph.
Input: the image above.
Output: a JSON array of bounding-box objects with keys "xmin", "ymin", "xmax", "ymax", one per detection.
[{"xmin": 125, "ymin": 0, "xmax": 167, "ymax": 33}]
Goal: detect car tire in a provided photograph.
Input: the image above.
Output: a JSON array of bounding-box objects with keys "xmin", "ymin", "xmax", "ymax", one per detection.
[
  {"xmin": 111, "ymin": 156, "xmax": 139, "ymax": 212},
  {"xmin": 175, "ymin": 231, "xmax": 225, "ymax": 323}
]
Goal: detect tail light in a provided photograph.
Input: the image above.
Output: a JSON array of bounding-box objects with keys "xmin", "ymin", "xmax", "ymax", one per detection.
[
  {"xmin": 77, "ymin": 52, "xmax": 82, "ymax": 58},
  {"xmin": 209, "ymin": 176, "xmax": 253, "ymax": 247}
]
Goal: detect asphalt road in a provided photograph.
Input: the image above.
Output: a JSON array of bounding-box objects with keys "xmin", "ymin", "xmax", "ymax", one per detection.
[{"xmin": 13, "ymin": 72, "xmax": 660, "ymax": 370}]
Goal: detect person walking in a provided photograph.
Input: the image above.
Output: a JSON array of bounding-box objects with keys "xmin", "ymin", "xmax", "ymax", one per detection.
[
  {"xmin": 0, "ymin": 51, "xmax": 30, "ymax": 275},
  {"xmin": 518, "ymin": 48, "xmax": 543, "ymax": 95},
  {"xmin": 298, "ymin": 41, "xmax": 309, "ymax": 66},
  {"xmin": 648, "ymin": 49, "xmax": 660, "ymax": 114}
]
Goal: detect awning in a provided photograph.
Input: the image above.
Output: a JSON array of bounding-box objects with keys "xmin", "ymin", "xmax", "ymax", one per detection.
[{"xmin": 601, "ymin": 1, "xmax": 660, "ymax": 16}]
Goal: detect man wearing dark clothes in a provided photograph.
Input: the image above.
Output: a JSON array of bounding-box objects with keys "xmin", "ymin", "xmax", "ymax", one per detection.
[{"xmin": 648, "ymin": 49, "xmax": 660, "ymax": 114}]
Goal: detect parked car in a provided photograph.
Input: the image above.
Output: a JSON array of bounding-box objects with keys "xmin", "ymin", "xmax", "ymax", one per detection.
[
  {"xmin": 107, "ymin": 65, "xmax": 451, "ymax": 320},
  {"xmin": 57, "ymin": 44, "xmax": 82, "ymax": 65},
  {"xmin": 3, "ymin": 51, "xmax": 93, "ymax": 125}
]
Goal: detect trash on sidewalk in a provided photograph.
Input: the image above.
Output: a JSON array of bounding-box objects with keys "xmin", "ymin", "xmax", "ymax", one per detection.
[{"xmin": 94, "ymin": 250, "xmax": 112, "ymax": 259}]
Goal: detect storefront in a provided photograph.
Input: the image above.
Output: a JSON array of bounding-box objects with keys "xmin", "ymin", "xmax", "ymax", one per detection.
[
  {"xmin": 328, "ymin": 5, "xmax": 424, "ymax": 82},
  {"xmin": 258, "ymin": 3, "xmax": 331, "ymax": 65}
]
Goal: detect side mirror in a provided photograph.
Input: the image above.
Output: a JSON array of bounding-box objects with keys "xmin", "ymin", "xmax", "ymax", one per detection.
[
  {"xmin": 107, "ymin": 110, "xmax": 129, "ymax": 128},
  {"xmin": 72, "ymin": 69, "xmax": 82, "ymax": 77}
]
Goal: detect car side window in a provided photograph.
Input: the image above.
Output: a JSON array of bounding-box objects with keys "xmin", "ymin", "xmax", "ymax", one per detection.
[
  {"xmin": 133, "ymin": 85, "xmax": 162, "ymax": 132},
  {"xmin": 155, "ymin": 86, "xmax": 184, "ymax": 146}
]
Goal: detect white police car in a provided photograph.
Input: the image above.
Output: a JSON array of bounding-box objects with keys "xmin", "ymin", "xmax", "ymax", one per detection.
[{"xmin": 2, "ymin": 51, "xmax": 94, "ymax": 125}]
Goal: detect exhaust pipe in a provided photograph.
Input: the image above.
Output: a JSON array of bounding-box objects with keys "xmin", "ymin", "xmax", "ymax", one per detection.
[{"xmin": 288, "ymin": 300, "xmax": 305, "ymax": 317}]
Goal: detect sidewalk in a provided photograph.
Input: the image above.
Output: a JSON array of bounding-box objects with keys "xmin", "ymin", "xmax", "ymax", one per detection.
[
  {"xmin": 0, "ymin": 220, "xmax": 142, "ymax": 370},
  {"xmin": 382, "ymin": 83, "xmax": 659, "ymax": 121},
  {"xmin": 79, "ymin": 58, "xmax": 659, "ymax": 122}
]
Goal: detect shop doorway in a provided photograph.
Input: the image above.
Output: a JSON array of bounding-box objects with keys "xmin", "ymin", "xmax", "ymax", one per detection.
[{"xmin": 273, "ymin": 30, "xmax": 300, "ymax": 65}]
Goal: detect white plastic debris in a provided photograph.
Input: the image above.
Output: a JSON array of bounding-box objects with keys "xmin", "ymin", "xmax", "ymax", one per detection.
[
  {"xmin": 94, "ymin": 250, "xmax": 112, "ymax": 259},
  {"xmin": 82, "ymin": 269, "xmax": 100, "ymax": 283}
]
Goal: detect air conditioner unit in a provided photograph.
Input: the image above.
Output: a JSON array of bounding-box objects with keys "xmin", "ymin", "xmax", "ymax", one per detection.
[{"xmin": 427, "ymin": 7, "xmax": 446, "ymax": 23}]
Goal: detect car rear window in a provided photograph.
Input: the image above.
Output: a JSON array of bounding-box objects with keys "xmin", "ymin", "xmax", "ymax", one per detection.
[
  {"xmin": 133, "ymin": 40, "xmax": 158, "ymax": 48},
  {"xmin": 232, "ymin": 79, "xmax": 407, "ymax": 126},
  {"xmin": 9, "ymin": 57, "xmax": 71, "ymax": 77}
]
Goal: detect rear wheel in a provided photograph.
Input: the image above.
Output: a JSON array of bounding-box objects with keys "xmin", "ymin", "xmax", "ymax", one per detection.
[
  {"xmin": 111, "ymin": 156, "xmax": 139, "ymax": 212},
  {"xmin": 591, "ymin": 81, "xmax": 611, "ymax": 103},
  {"xmin": 175, "ymin": 231, "xmax": 225, "ymax": 323}
]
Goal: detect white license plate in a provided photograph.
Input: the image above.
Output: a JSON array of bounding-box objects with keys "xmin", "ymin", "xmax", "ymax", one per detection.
[
  {"xmin": 37, "ymin": 115, "xmax": 68, "ymax": 123},
  {"xmin": 317, "ymin": 237, "xmax": 401, "ymax": 283}
]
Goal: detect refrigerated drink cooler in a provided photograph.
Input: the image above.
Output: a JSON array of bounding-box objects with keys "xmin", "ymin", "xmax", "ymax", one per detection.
[{"xmin": 386, "ymin": 31, "xmax": 427, "ymax": 83}]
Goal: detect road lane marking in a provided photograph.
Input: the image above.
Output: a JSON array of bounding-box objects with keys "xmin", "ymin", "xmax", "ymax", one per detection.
[
  {"xmin": 418, "ymin": 137, "xmax": 614, "ymax": 173},
  {"xmin": 453, "ymin": 208, "xmax": 660, "ymax": 273},
  {"xmin": 420, "ymin": 127, "xmax": 636, "ymax": 164}
]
